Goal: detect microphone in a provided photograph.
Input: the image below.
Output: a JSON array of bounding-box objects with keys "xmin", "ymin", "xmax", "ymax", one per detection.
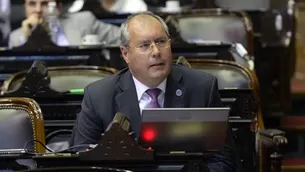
[
  {"xmin": 79, "ymin": 112, "xmax": 153, "ymax": 161},
  {"xmin": 27, "ymin": 60, "xmax": 48, "ymax": 76},
  {"xmin": 106, "ymin": 112, "xmax": 131, "ymax": 133},
  {"xmin": 176, "ymin": 56, "xmax": 191, "ymax": 68}
]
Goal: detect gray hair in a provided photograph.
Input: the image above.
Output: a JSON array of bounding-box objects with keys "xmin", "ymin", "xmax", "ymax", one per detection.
[{"xmin": 119, "ymin": 11, "xmax": 170, "ymax": 47}]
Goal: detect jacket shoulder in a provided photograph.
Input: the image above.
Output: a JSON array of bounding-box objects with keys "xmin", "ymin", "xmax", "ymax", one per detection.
[
  {"xmin": 86, "ymin": 72, "xmax": 119, "ymax": 95},
  {"xmin": 84, "ymin": 68, "xmax": 128, "ymax": 99},
  {"xmin": 62, "ymin": 11, "xmax": 95, "ymax": 21}
]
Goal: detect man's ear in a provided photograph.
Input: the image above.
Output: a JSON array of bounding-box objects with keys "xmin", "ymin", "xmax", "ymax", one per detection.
[{"xmin": 120, "ymin": 46, "xmax": 129, "ymax": 64}]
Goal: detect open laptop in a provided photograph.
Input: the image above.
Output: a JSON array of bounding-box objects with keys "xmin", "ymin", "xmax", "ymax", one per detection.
[{"xmin": 139, "ymin": 108, "xmax": 230, "ymax": 154}]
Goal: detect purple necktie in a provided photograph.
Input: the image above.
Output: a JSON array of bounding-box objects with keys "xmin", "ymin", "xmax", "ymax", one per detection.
[{"xmin": 146, "ymin": 88, "xmax": 161, "ymax": 108}]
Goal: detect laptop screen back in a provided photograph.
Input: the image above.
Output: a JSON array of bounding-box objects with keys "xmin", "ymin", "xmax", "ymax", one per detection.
[{"xmin": 139, "ymin": 108, "xmax": 230, "ymax": 153}]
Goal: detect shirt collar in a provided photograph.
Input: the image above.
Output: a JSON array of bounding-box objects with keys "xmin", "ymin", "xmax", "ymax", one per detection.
[{"xmin": 132, "ymin": 76, "xmax": 167, "ymax": 101}]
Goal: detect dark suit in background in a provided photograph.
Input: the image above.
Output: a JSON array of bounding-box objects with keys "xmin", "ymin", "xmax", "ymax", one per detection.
[{"xmin": 70, "ymin": 64, "xmax": 238, "ymax": 172}]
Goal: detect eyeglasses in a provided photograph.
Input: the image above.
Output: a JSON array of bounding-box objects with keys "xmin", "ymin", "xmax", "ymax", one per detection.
[{"xmin": 131, "ymin": 39, "xmax": 171, "ymax": 54}]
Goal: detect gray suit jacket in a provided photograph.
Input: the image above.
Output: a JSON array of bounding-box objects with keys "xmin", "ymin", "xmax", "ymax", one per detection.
[
  {"xmin": 70, "ymin": 64, "xmax": 238, "ymax": 172},
  {"xmin": 8, "ymin": 11, "xmax": 120, "ymax": 48}
]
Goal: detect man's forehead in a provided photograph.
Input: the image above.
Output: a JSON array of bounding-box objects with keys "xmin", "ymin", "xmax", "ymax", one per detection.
[
  {"xmin": 129, "ymin": 14, "xmax": 160, "ymax": 25},
  {"xmin": 128, "ymin": 15, "xmax": 164, "ymax": 33}
]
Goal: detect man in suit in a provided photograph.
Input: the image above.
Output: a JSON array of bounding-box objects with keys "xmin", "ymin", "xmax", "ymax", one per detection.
[
  {"xmin": 70, "ymin": 12, "xmax": 238, "ymax": 172},
  {"xmin": 8, "ymin": 0, "xmax": 120, "ymax": 48}
]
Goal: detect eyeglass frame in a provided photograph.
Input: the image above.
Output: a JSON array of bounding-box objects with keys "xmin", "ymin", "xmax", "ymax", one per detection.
[{"xmin": 127, "ymin": 38, "xmax": 171, "ymax": 54}]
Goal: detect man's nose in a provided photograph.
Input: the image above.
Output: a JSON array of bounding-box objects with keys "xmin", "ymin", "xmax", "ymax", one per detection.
[
  {"xmin": 151, "ymin": 43, "xmax": 161, "ymax": 57},
  {"xmin": 34, "ymin": 3, "xmax": 43, "ymax": 13}
]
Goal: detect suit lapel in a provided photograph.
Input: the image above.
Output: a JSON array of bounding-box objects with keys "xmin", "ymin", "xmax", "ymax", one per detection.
[
  {"xmin": 59, "ymin": 15, "xmax": 83, "ymax": 45},
  {"xmin": 164, "ymin": 66, "xmax": 187, "ymax": 108},
  {"xmin": 115, "ymin": 70, "xmax": 141, "ymax": 137}
]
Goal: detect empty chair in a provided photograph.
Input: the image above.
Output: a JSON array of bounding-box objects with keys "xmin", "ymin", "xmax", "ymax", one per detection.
[
  {"xmin": 187, "ymin": 59, "xmax": 257, "ymax": 90},
  {"xmin": 1, "ymin": 65, "xmax": 117, "ymax": 152},
  {"xmin": 0, "ymin": 97, "xmax": 45, "ymax": 170},
  {"xmin": 0, "ymin": 97, "xmax": 45, "ymax": 153},
  {"xmin": 177, "ymin": 58, "xmax": 286, "ymax": 172},
  {"xmin": 2, "ymin": 66, "xmax": 117, "ymax": 92},
  {"xmin": 166, "ymin": 9, "xmax": 254, "ymax": 56}
]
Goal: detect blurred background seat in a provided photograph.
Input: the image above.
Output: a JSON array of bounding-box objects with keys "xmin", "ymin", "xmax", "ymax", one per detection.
[
  {"xmin": 1, "ymin": 64, "xmax": 117, "ymax": 152},
  {"xmin": 178, "ymin": 58, "xmax": 286, "ymax": 172},
  {"xmin": 2, "ymin": 66, "xmax": 117, "ymax": 93},
  {"xmin": 214, "ymin": 0, "xmax": 270, "ymax": 10},
  {"xmin": 166, "ymin": 9, "xmax": 254, "ymax": 56},
  {"xmin": 0, "ymin": 97, "xmax": 45, "ymax": 169},
  {"xmin": 0, "ymin": 97, "xmax": 45, "ymax": 153}
]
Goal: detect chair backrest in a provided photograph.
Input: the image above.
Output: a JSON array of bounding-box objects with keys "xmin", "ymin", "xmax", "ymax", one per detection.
[
  {"xmin": 178, "ymin": 58, "xmax": 263, "ymax": 122},
  {"xmin": 214, "ymin": 0, "xmax": 270, "ymax": 10},
  {"xmin": 1, "ymin": 65, "xmax": 117, "ymax": 152},
  {"xmin": 166, "ymin": 9, "xmax": 254, "ymax": 55},
  {"xmin": 0, "ymin": 97, "xmax": 45, "ymax": 153},
  {"xmin": 185, "ymin": 58, "xmax": 262, "ymax": 120},
  {"xmin": 178, "ymin": 58, "xmax": 264, "ymax": 172},
  {"xmin": 2, "ymin": 66, "xmax": 117, "ymax": 92},
  {"xmin": 187, "ymin": 59, "xmax": 258, "ymax": 90}
]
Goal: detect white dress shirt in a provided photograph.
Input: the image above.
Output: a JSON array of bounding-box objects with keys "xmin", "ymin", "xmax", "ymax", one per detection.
[{"xmin": 132, "ymin": 76, "xmax": 167, "ymax": 114}]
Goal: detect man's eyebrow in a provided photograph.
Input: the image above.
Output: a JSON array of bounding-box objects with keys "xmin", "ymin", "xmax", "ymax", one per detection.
[
  {"xmin": 138, "ymin": 40, "xmax": 151, "ymax": 44},
  {"xmin": 155, "ymin": 37, "xmax": 167, "ymax": 40},
  {"xmin": 141, "ymin": 37, "xmax": 167, "ymax": 42},
  {"xmin": 28, "ymin": 1, "xmax": 36, "ymax": 4}
]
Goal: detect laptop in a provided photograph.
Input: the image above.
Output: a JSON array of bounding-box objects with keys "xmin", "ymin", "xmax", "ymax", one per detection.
[{"xmin": 139, "ymin": 108, "xmax": 230, "ymax": 153}]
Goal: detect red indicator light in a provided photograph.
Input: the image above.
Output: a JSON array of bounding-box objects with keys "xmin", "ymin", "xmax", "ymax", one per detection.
[{"xmin": 141, "ymin": 127, "xmax": 157, "ymax": 142}]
